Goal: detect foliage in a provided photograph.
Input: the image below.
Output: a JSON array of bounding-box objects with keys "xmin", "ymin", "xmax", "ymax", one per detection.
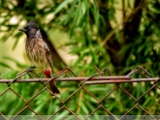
[{"xmin": 0, "ymin": 0, "xmax": 160, "ymax": 116}]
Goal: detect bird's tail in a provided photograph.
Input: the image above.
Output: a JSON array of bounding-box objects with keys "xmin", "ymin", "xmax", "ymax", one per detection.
[
  {"xmin": 44, "ymin": 70, "xmax": 60, "ymax": 94},
  {"xmin": 49, "ymin": 81, "xmax": 60, "ymax": 94}
]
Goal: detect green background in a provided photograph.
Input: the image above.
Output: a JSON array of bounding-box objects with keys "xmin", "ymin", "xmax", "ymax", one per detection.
[{"xmin": 0, "ymin": 0, "xmax": 160, "ymax": 117}]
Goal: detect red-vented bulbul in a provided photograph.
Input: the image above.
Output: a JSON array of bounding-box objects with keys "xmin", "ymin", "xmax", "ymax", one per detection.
[{"xmin": 19, "ymin": 21, "xmax": 60, "ymax": 94}]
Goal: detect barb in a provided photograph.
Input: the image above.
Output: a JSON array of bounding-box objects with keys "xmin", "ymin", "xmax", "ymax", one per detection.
[
  {"xmin": 127, "ymin": 66, "xmax": 151, "ymax": 78},
  {"xmin": 101, "ymin": 67, "xmax": 112, "ymax": 76},
  {"xmin": 94, "ymin": 66, "xmax": 112, "ymax": 76}
]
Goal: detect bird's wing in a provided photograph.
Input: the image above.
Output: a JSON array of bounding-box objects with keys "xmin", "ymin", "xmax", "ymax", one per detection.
[
  {"xmin": 34, "ymin": 30, "xmax": 53, "ymax": 72},
  {"xmin": 43, "ymin": 42, "xmax": 53, "ymax": 71}
]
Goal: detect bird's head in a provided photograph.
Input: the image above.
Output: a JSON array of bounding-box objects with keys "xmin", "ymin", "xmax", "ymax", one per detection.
[{"xmin": 19, "ymin": 21, "xmax": 39, "ymax": 38}]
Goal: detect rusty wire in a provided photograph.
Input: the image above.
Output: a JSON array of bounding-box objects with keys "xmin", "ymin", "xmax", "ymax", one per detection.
[{"xmin": 0, "ymin": 66, "xmax": 159, "ymax": 120}]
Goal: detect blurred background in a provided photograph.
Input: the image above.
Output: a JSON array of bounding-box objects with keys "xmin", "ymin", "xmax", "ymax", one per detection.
[{"xmin": 0, "ymin": 0, "xmax": 160, "ymax": 116}]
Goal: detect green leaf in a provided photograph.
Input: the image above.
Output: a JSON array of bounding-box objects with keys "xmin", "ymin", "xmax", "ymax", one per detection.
[
  {"xmin": 3, "ymin": 56, "xmax": 28, "ymax": 68},
  {"xmin": 0, "ymin": 61, "xmax": 12, "ymax": 69},
  {"xmin": 64, "ymin": 0, "xmax": 78, "ymax": 25},
  {"xmin": 54, "ymin": 0, "xmax": 72, "ymax": 16}
]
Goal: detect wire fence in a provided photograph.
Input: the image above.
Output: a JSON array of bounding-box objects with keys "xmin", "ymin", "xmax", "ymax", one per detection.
[{"xmin": 0, "ymin": 66, "xmax": 160, "ymax": 120}]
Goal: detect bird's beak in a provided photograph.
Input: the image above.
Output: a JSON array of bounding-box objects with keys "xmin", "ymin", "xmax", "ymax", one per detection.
[{"xmin": 18, "ymin": 28, "xmax": 27, "ymax": 32}]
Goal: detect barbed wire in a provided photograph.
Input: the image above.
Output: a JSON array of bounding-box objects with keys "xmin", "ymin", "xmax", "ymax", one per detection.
[{"xmin": 0, "ymin": 66, "xmax": 159, "ymax": 120}]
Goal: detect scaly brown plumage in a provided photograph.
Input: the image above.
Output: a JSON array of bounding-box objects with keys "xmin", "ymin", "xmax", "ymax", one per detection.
[{"xmin": 19, "ymin": 21, "xmax": 60, "ymax": 94}]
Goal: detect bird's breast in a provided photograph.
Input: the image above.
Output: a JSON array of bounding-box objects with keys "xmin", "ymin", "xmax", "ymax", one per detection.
[{"xmin": 25, "ymin": 38, "xmax": 48, "ymax": 70}]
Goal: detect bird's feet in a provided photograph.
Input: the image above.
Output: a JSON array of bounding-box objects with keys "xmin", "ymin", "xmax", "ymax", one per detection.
[
  {"xmin": 16, "ymin": 66, "xmax": 36, "ymax": 78},
  {"xmin": 26, "ymin": 66, "xmax": 36, "ymax": 73}
]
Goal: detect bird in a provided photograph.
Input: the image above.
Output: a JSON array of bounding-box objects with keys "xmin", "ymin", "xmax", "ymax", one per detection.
[{"xmin": 18, "ymin": 21, "xmax": 60, "ymax": 94}]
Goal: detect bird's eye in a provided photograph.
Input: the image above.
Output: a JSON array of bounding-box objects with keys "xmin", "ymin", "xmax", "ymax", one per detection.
[{"xmin": 26, "ymin": 28, "xmax": 31, "ymax": 31}]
